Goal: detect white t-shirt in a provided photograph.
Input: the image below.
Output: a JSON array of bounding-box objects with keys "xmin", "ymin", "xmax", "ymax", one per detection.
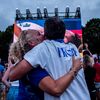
[{"xmin": 24, "ymin": 40, "xmax": 90, "ymax": 100}]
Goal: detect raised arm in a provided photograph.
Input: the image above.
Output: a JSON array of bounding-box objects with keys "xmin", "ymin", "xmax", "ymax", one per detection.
[
  {"xmin": 2, "ymin": 66, "xmax": 11, "ymax": 88},
  {"xmin": 2, "ymin": 60, "xmax": 16, "ymax": 88}
]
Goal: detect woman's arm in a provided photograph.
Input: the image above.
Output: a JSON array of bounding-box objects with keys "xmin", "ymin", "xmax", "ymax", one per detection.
[
  {"xmin": 9, "ymin": 59, "xmax": 33, "ymax": 81},
  {"xmin": 9, "ymin": 57, "xmax": 81, "ymax": 96},
  {"xmin": 2, "ymin": 67, "xmax": 11, "ymax": 88},
  {"xmin": 2, "ymin": 60, "xmax": 15, "ymax": 88}
]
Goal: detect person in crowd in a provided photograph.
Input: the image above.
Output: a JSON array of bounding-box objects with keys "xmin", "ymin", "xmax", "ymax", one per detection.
[
  {"xmin": 2, "ymin": 30, "xmax": 46, "ymax": 100},
  {"xmin": 0, "ymin": 58, "xmax": 5, "ymax": 79},
  {"xmin": 2, "ymin": 42, "xmax": 20, "ymax": 100},
  {"xmin": 64, "ymin": 31, "xmax": 81, "ymax": 48},
  {"xmin": 83, "ymin": 50, "xmax": 94, "ymax": 66},
  {"xmin": 70, "ymin": 34, "xmax": 81, "ymax": 48},
  {"xmin": 83, "ymin": 43, "xmax": 94, "ymax": 66},
  {"xmin": 64, "ymin": 30, "xmax": 75, "ymax": 43},
  {"xmin": 83, "ymin": 54, "xmax": 96, "ymax": 100},
  {"xmin": 9, "ymin": 17, "xmax": 90, "ymax": 100},
  {"xmin": 93, "ymin": 57, "xmax": 100, "ymax": 100},
  {"xmin": 0, "ymin": 59, "xmax": 5, "ymax": 100},
  {"xmin": 0, "ymin": 62, "xmax": 4, "ymax": 81}
]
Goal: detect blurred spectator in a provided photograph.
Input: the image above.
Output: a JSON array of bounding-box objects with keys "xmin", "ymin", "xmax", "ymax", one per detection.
[
  {"xmin": 0, "ymin": 64, "xmax": 4, "ymax": 80},
  {"xmin": 0, "ymin": 58, "xmax": 5, "ymax": 81},
  {"xmin": 70, "ymin": 34, "xmax": 81, "ymax": 48},
  {"xmin": 83, "ymin": 50, "xmax": 94, "ymax": 66},
  {"xmin": 0, "ymin": 59, "xmax": 5, "ymax": 100},
  {"xmin": 79, "ymin": 43, "xmax": 94, "ymax": 66},
  {"xmin": 83, "ymin": 55, "xmax": 96, "ymax": 100},
  {"xmin": 64, "ymin": 30, "xmax": 75, "ymax": 43},
  {"xmin": 93, "ymin": 58, "xmax": 100, "ymax": 100}
]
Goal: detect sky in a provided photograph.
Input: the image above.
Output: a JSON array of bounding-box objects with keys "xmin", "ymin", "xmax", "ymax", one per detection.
[{"xmin": 0, "ymin": 0, "xmax": 100, "ymax": 31}]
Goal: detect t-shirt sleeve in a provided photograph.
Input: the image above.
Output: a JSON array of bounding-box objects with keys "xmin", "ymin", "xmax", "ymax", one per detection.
[
  {"xmin": 27, "ymin": 66, "xmax": 50, "ymax": 87},
  {"xmin": 24, "ymin": 44, "xmax": 46, "ymax": 68}
]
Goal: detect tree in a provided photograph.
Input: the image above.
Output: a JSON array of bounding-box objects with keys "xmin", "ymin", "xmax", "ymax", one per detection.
[
  {"xmin": 83, "ymin": 18, "xmax": 100, "ymax": 60},
  {"xmin": 0, "ymin": 25, "xmax": 13, "ymax": 64}
]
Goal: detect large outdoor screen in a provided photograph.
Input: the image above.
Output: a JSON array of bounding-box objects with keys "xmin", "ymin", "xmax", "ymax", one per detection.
[{"xmin": 14, "ymin": 18, "xmax": 82, "ymax": 42}]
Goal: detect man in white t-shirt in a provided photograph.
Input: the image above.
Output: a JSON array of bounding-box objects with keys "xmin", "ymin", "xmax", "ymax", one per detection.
[{"xmin": 9, "ymin": 17, "xmax": 90, "ymax": 100}]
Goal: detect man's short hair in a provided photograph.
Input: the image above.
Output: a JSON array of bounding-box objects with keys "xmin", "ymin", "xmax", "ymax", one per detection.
[{"xmin": 44, "ymin": 17, "xmax": 66, "ymax": 40}]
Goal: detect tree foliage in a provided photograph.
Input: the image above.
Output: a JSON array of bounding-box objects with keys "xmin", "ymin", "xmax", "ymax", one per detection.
[
  {"xmin": 0, "ymin": 25, "xmax": 13, "ymax": 63},
  {"xmin": 83, "ymin": 18, "xmax": 100, "ymax": 55}
]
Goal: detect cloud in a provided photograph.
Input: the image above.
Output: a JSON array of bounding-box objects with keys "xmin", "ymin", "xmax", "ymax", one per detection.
[{"xmin": 0, "ymin": 0, "xmax": 100, "ymax": 31}]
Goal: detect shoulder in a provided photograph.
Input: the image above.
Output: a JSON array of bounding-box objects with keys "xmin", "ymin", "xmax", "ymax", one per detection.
[
  {"xmin": 68, "ymin": 42, "xmax": 77, "ymax": 47},
  {"xmin": 33, "ymin": 41, "xmax": 47, "ymax": 50},
  {"xmin": 66, "ymin": 42, "xmax": 78, "ymax": 50}
]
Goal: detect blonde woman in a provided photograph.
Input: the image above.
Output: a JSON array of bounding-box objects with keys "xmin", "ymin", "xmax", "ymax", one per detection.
[
  {"xmin": 2, "ymin": 29, "xmax": 45, "ymax": 100},
  {"xmin": 2, "ymin": 42, "xmax": 20, "ymax": 100}
]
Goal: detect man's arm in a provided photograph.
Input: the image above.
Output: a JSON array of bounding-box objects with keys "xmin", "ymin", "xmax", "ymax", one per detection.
[
  {"xmin": 39, "ymin": 58, "xmax": 82, "ymax": 96},
  {"xmin": 39, "ymin": 71, "xmax": 77, "ymax": 96}
]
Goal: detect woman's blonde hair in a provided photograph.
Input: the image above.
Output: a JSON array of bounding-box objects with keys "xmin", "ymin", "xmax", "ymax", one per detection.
[
  {"xmin": 8, "ymin": 42, "xmax": 22, "ymax": 63},
  {"xmin": 8, "ymin": 29, "xmax": 43, "ymax": 63}
]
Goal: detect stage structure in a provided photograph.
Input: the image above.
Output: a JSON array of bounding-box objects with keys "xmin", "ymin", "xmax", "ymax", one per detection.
[{"xmin": 14, "ymin": 7, "xmax": 82, "ymax": 42}]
